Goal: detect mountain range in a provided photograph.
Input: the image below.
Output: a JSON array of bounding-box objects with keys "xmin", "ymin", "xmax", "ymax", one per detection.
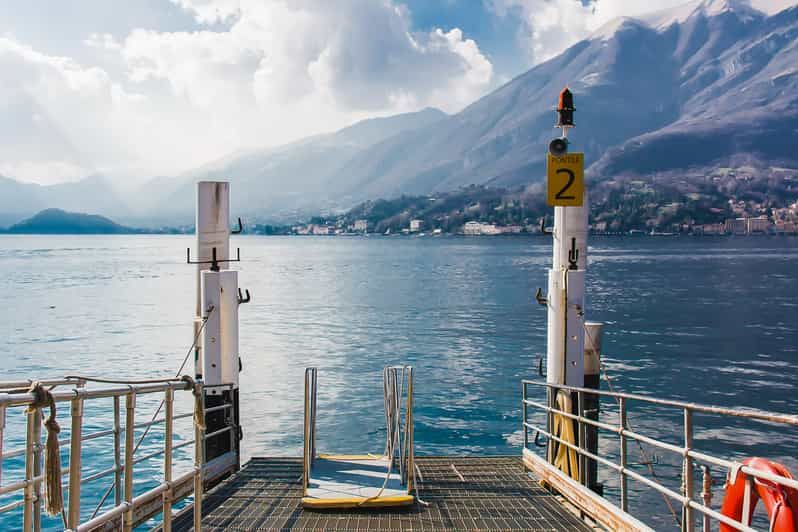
[{"xmin": 1, "ymin": 0, "xmax": 797, "ymax": 227}]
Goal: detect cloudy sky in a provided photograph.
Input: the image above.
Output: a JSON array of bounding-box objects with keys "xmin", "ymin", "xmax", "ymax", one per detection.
[{"xmin": 0, "ymin": 0, "xmax": 764, "ymax": 184}]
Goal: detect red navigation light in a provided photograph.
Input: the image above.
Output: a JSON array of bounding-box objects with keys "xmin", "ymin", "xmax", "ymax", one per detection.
[{"xmin": 556, "ymin": 87, "xmax": 575, "ymax": 127}]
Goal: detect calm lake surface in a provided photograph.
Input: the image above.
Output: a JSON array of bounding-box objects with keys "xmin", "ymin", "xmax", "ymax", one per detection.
[{"xmin": 1, "ymin": 234, "xmax": 797, "ymax": 529}]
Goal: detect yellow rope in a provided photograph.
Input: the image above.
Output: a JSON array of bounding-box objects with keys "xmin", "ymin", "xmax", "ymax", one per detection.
[{"xmin": 551, "ymin": 390, "xmax": 580, "ymax": 482}]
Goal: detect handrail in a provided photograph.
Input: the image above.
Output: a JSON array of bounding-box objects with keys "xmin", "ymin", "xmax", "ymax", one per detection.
[
  {"xmin": 522, "ymin": 379, "xmax": 798, "ymax": 532},
  {"xmin": 0, "ymin": 378, "xmax": 237, "ymax": 532},
  {"xmin": 522, "ymin": 380, "xmax": 798, "ymax": 426}
]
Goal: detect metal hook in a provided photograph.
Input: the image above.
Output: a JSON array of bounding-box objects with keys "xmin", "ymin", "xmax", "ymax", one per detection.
[
  {"xmin": 534, "ymin": 430, "xmax": 547, "ymax": 448},
  {"xmin": 535, "ymin": 288, "xmax": 548, "ymax": 306},
  {"xmin": 568, "ymin": 237, "xmax": 579, "ymax": 270},
  {"xmin": 538, "ymin": 357, "xmax": 545, "ymax": 378},
  {"xmin": 540, "ymin": 217, "xmax": 553, "ymax": 235},
  {"xmin": 231, "ymin": 217, "xmax": 244, "ymax": 235},
  {"xmin": 237, "ymin": 288, "xmax": 251, "ymax": 305}
]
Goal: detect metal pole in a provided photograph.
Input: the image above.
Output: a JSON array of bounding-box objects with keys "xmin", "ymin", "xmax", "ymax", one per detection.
[
  {"xmin": 522, "ymin": 383, "xmax": 528, "ymax": 449},
  {"xmin": 0, "ymin": 406, "xmax": 5, "ymax": 487},
  {"xmin": 162, "ymin": 388, "xmax": 174, "ymax": 532},
  {"xmin": 701, "ymin": 466, "xmax": 712, "ymax": 532},
  {"xmin": 32, "ymin": 409, "xmax": 42, "ymax": 532},
  {"xmin": 683, "ymin": 408, "xmax": 695, "ymax": 532},
  {"xmin": 113, "ymin": 396, "xmax": 122, "ymax": 507},
  {"xmin": 23, "ymin": 408, "xmax": 37, "ymax": 532},
  {"xmin": 577, "ymin": 390, "xmax": 586, "ymax": 487},
  {"xmin": 68, "ymin": 397, "xmax": 84, "ymax": 528},
  {"xmin": 583, "ymin": 322, "xmax": 603, "ymax": 494},
  {"xmin": 123, "ymin": 392, "xmax": 136, "ymax": 532},
  {"xmin": 194, "ymin": 383, "xmax": 205, "ymax": 532},
  {"xmin": 619, "ymin": 397, "xmax": 628, "ymax": 512}
]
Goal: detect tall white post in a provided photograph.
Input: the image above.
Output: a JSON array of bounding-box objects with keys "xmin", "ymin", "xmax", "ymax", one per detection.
[
  {"xmin": 546, "ymin": 192, "xmax": 588, "ymax": 387},
  {"xmin": 193, "ymin": 180, "xmax": 242, "ymax": 471},
  {"xmin": 194, "ymin": 181, "xmax": 230, "ymax": 378}
]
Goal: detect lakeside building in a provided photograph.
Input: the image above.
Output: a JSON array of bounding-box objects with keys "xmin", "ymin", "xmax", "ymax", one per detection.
[
  {"xmin": 700, "ymin": 223, "xmax": 725, "ymax": 235},
  {"xmin": 353, "ymin": 219, "xmax": 369, "ymax": 233},
  {"xmin": 722, "ymin": 216, "xmax": 774, "ymax": 235},
  {"xmin": 747, "ymin": 216, "xmax": 770, "ymax": 233},
  {"xmin": 311, "ymin": 224, "xmax": 333, "ymax": 235},
  {"xmin": 724, "ymin": 218, "xmax": 748, "ymax": 235},
  {"xmin": 463, "ymin": 221, "xmax": 501, "ymax": 235},
  {"xmin": 409, "ymin": 219, "xmax": 424, "ymax": 233}
]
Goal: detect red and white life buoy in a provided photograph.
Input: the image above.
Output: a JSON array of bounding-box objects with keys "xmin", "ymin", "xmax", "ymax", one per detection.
[{"xmin": 720, "ymin": 457, "xmax": 798, "ymax": 532}]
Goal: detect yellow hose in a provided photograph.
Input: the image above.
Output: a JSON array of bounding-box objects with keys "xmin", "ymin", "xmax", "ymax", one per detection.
[{"xmin": 552, "ymin": 390, "xmax": 580, "ymax": 481}]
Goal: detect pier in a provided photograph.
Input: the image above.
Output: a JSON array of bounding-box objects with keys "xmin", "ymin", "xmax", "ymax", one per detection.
[{"xmin": 168, "ymin": 456, "xmax": 594, "ymax": 531}]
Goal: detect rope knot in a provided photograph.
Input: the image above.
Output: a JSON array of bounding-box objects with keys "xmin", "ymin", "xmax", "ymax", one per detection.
[{"xmin": 26, "ymin": 382, "xmax": 64, "ymax": 518}]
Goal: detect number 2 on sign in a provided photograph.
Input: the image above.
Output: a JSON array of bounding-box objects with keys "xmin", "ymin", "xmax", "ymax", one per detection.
[{"xmin": 547, "ymin": 153, "xmax": 584, "ymax": 206}]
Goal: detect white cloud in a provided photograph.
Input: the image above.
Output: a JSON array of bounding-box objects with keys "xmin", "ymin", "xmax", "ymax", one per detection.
[
  {"xmin": 487, "ymin": 0, "xmax": 690, "ymax": 64},
  {"xmin": 0, "ymin": 0, "xmax": 494, "ymax": 184},
  {"xmin": 128, "ymin": 1, "xmax": 493, "ymax": 113}
]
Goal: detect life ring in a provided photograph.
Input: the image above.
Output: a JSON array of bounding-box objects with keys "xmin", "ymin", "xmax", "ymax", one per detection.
[{"xmin": 720, "ymin": 457, "xmax": 798, "ymax": 532}]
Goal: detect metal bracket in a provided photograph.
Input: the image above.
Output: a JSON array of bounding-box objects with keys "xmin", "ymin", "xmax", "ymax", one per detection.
[
  {"xmin": 535, "ymin": 288, "xmax": 548, "ymax": 306},
  {"xmin": 231, "ymin": 217, "xmax": 244, "ymax": 235},
  {"xmin": 540, "ymin": 217, "xmax": 553, "ymax": 235},
  {"xmin": 538, "ymin": 357, "xmax": 546, "ymax": 378},
  {"xmin": 568, "ymin": 237, "xmax": 579, "ymax": 270},
  {"xmin": 237, "ymin": 288, "xmax": 251, "ymax": 305},
  {"xmin": 186, "ymin": 247, "xmax": 241, "ymax": 272}
]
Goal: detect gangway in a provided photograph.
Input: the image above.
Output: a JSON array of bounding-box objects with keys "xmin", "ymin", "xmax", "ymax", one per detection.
[{"xmin": 301, "ymin": 366, "xmax": 415, "ymax": 508}]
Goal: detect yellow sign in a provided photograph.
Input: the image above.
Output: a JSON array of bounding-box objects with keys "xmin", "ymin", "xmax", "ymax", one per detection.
[{"xmin": 547, "ymin": 153, "xmax": 584, "ymax": 206}]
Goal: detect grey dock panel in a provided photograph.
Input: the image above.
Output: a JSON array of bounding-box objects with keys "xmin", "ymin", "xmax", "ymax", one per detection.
[{"xmin": 168, "ymin": 456, "xmax": 594, "ymax": 531}]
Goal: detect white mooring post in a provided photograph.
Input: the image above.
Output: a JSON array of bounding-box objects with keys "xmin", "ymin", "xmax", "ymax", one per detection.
[
  {"xmin": 544, "ymin": 88, "xmax": 592, "ymax": 482},
  {"xmin": 194, "ymin": 181, "xmax": 231, "ymax": 377},
  {"xmin": 194, "ymin": 180, "xmax": 242, "ymax": 472},
  {"xmin": 546, "ymin": 201, "xmax": 588, "ymax": 387}
]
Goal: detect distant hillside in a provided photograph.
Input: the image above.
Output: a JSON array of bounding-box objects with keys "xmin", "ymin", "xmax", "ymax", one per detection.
[
  {"xmin": 4, "ymin": 209, "xmax": 138, "ymax": 234},
  {"xmin": 147, "ymin": 107, "xmax": 449, "ymax": 221},
  {"xmin": 134, "ymin": 0, "xmax": 798, "ymax": 223},
  {"xmin": 0, "ymin": 175, "xmax": 131, "ymax": 227}
]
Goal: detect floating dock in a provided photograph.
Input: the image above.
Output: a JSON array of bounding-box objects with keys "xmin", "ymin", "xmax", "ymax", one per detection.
[{"xmin": 168, "ymin": 456, "xmax": 594, "ymax": 531}]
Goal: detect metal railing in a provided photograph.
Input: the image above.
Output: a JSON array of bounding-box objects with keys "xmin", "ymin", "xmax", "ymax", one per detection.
[
  {"xmin": 302, "ymin": 367, "xmax": 415, "ymax": 492},
  {"xmin": 522, "ymin": 380, "xmax": 798, "ymax": 532},
  {"xmin": 0, "ymin": 377, "xmax": 236, "ymax": 531}
]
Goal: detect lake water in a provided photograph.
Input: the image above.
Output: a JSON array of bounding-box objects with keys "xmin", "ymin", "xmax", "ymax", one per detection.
[{"xmin": 1, "ymin": 234, "xmax": 797, "ymax": 530}]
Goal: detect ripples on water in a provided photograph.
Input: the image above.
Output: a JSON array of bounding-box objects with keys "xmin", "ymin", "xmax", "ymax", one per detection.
[{"xmin": 1, "ymin": 235, "xmax": 797, "ymax": 530}]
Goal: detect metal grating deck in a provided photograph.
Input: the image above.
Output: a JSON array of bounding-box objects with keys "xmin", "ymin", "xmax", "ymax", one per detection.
[{"xmin": 168, "ymin": 456, "xmax": 595, "ymax": 531}]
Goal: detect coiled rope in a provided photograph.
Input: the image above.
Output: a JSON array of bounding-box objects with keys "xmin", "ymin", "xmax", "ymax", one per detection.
[{"xmin": 26, "ymin": 382, "xmax": 64, "ymax": 520}]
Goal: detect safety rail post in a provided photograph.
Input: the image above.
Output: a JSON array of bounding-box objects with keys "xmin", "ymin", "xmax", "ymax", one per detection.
[
  {"xmin": 113, "ymin": 396, "xmax": 122, "ymax": 506},
  {"xmin": 123, "ymin": 391, "xmax": 136, "ymax": 532},
  {"xmin": 32, "ymin": 408, "xmax": 42, "ymax": 531},
  {"xmin": 577, "ymin": 390, "xmax": 586, "ymax": 487},
  {"xmin": 522, "ymin": 383, "xmax": 528, "ymax": 449},
  {"xmin": 619, "ymin": 396, "xmax": 628, "ymax": 512},
  {"xmin": 683, "ymin": 408, "xmax": 695, "ymax": 532},
  {"xmin": 23, "ymin": 407, "xmax": 38, "ymax": 531},
  {"xmin": 163, "ymin": 387, "xmax": 174, "ymax": 532},
  {"xmin": 68, "ymin": 396, "xmax": 85, "ymax": 528},
  {"xmin": 0, "ymin": 405, "xmax": 5, "ymax": 487},
  {"xmin": 194, "ymin": 382, "xmax": 205, "ymax": 532},
  {"xmin": 701, "ymin": 466, "xmax": 712, "ymax": 532}
]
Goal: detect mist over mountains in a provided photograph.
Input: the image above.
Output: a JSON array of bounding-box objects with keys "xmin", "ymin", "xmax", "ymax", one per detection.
[{"xmin": 1, "ymin": 0, "xmax": 797, "ymax": 227}]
